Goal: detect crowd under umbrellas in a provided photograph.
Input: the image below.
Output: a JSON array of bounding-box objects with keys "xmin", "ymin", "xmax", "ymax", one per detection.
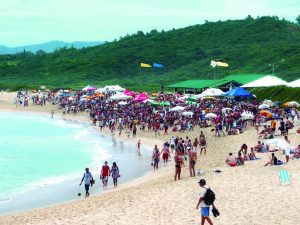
[{"xmin": 16, "ymin": 85, "xmax": 300, "ymax": 192}]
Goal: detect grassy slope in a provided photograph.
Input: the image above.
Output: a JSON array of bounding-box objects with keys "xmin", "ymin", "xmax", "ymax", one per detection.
[{"xmin": 0, "ymin": 16, "xmax": 300, "ymax": 94}]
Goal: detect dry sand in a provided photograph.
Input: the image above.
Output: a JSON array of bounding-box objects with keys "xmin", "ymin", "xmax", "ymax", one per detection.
[{"xmin": 0, "ymin": 92, "xmax": 299, "ymax": 225}]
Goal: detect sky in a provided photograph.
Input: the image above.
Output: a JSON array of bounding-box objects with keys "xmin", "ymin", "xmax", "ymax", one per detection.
[{"xmin": 1, "ymin": 0, "xmax": 299, "ymax": 46}]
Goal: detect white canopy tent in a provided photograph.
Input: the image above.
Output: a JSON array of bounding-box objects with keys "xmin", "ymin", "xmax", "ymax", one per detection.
[
  {"xmin": 110, "ymin": 93, "xmax": 131, "ymax": 101},
  {"xmin": 289, "ymin": 79, "xmax": 300, "ymax": 88},
  {"xmin": 242, "ymin": 75, "xmax": 289, "ymax": 88},
  {"xmin": 195, "ymin": 88, "xmax": 224, "ymax": 98},
  {"xmin": 103, "ymin": 85, "xmax": 125, "ymax": 92}
]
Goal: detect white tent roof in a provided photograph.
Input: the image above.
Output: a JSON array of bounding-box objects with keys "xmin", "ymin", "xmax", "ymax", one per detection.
[
  {"xmin": 104, "ymin": 85, "xmax": 125, "ymax": 92},
  {"xmin": 242, "ymin": 75, "xmax": 289, "ymax": 88},
  {"xmin": 110, "ymin": 93, "xmax": 131, "ymax": 100},
  {"xmin": 289, "ymin": 79, "xmax": 300, "ymax": 88},
  {"xmin": 195, "ymin": 88, "xmax": 224, "ymax": 98}
]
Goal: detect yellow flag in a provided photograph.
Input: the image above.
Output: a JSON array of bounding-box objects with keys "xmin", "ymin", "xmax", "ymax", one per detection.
[{"xmin": 140, "ymin": 63, "xmax": 152, "ymax": 68}]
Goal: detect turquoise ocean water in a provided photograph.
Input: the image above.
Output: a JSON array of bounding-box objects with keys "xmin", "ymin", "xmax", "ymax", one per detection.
[{"xmin": 0, "ymin": 112, "xmax": 151, "ymax": 214}]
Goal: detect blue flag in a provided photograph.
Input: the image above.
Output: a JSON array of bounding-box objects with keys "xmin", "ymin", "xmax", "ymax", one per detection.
[{"xmin": 153, "ymin": 63, "xmax": 164, "ymax": 68}]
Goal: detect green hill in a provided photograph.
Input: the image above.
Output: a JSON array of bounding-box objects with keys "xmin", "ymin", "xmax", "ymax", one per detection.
[{"xmin": 0, "ymin": 16, "xmax": 300, "ymax": 91}]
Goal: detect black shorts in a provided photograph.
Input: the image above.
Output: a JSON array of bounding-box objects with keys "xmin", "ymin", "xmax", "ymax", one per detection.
[{"xmin": 85, "ymin": 184, "xmax": 90, "ymax": 191}]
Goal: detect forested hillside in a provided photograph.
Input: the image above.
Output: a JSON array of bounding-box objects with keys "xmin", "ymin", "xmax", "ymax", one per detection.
[{"xmin": 0, "ymin": 16, "xmax": 300, "ymax": 91}]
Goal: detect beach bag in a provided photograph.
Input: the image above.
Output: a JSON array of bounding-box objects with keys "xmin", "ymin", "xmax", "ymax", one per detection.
[{"xmin": 204, "ymin": 188, "xmax": 215, "ymax": 205}]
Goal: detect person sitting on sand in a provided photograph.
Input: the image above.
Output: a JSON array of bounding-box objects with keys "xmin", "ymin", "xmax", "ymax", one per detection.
[
  {"xmin": 236, "ymin": 152, "xmax": 244, "ymax": 166},
  {"xmin": 254, "ymin": 141, "xmax": 263, "ymax": 152},
  {"xmin": 248, "ymin": 147, "xmax": 258, "ymax": 160},
  {"xmin": 293, "ymin": 145, "xmax": 300, "ymax": 159},
  {"xmin": 226, "ymin": 153, "xmax": 237, "ymax": 167},
  {"xmin": 264, "ymin": 153, "xmax": 283, "ymax": 166}
]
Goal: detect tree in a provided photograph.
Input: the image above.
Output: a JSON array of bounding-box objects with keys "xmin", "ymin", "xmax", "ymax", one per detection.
[{"xmin": 296, "ymin": 15, "xmax": 300, "ymax": 26}]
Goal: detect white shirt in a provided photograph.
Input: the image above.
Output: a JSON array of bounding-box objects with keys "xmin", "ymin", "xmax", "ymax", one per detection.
[
  {"xmin": 83, "ymin": 172, "xmax": 92, "ymax": 185},
  {"xmin": 199, "ymin": 186, "xmax": 209, "ymax": 207}
]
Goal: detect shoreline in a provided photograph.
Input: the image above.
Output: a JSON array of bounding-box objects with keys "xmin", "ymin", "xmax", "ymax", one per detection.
[{"xmin": 0, "ymin": 108, "xmax": 165, "ymax": 216}]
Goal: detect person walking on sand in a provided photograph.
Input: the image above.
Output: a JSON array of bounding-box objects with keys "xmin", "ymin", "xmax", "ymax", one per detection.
[
  {"xmin": 152, "ymin": 145, "xmax": 160, "ymax": 170},
  {"xmin": 79, "ymin": 168, "xmax": 93, "ymax": 197},
  {"xmin": 137, "ymin": 140, "xmax": 141, "ymax": 155},
  {"xmin": 161, "ymin": 144, "xmax": 170, "ymax": 166},
  {"xmin": 51, "ymin": 110, "xmax": 54, "ymax": 119},
  {"xmin": 196, "ymin": 179, "xmax": 215, "ymax": 225},
  {"xmin": 101, "ymin": 161, "xmax": 110, "ymax": 189},
  {"xmin": 110, "ymin": 162, "xmax": 120, "ymax": 187}
]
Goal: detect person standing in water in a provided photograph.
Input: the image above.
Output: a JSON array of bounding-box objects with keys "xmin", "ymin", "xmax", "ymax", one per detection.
[
  {"xmin": 51, "ymin": 110, "xmax": 54, "ymax": 119},
  {"xmin": 137, "ymin": 140, "xmax": 141, "ymax": 155},
  {"xmin": 110, "ymin": 162, "xmax": 120, "ymax": 187},
  {"xmin": 79, "ymin": 168, "xmax": 93, "ymax": 197}
]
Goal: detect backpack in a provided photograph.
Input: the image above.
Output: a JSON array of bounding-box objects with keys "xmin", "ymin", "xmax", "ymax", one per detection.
[{"xmin": 204, "ymin": 188, "xmax": 215, "ymax": 205}]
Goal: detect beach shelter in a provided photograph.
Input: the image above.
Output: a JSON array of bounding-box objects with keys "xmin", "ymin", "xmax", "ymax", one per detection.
[
  {"xmin": 224, "ymin": 87, "xmax": 253, "ymax": 97},
  {"xmin": 258, "ymin": 104, "xmax": 270, "ymax": 110},
  {"xmin": 118, "ymin": 101, "xmax": 128, "ymax": 105},
  {"xmin": 242, "ymin": 75, "xmax": 289, "ymax": 88},
  {"xmin": 123, "ymin": 89, "xmax": 135, "ymax": 96},
  {"xmin": 263, "ymin": 99, "xmax": 274, "ymax": 107},
  {"xmin": 241, "ymin": 112, "xmax": 254, "ymax": 120},
  {"xmin": 182, "ymin": 111, "xmax": 194, "ymax": 116},
  {"xmin": 110, "ymin": 93, "xmax": 132, "ymax": 101},
  {"xmin": 289, "ymin": 79, "xmax": 300, "ymax": 87},
  {"xmin": 170, "ymin": 106, "xmax": 185, "ymax": 111},
  {"xmin": 284, "ymin": 101, "xmax": 300, "ymax": 108},
  {"xmin": 133, "ymin": 93, "xmax": 149, "ymax": 102},
  {"xmin": 204, "ymin": 113, "xmax": 217, "ymax": 119},
  {"xmin": 104, "ymin": 85, "xmax": 125, "ymax": 92},
  {"xmin": 195, "ymin": 88, "xmax": 224, "ymax": 98},
  {"xmin": 82, "ymin": 85, "xmax": 96, "ymax": 91}
]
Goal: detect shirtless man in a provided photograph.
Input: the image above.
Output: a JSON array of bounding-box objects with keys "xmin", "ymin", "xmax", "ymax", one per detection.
[
  {"xmin": 188, "ymin": 147, "xmax": 196, "ymax": 177},
  {"xmin": 200, "ymin": 138, "xmax": 207, "ymax": 155}
]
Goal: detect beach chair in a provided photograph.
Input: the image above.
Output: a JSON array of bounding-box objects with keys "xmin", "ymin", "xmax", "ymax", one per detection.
[{"xmin": 279, "ymin": 170, "xmax": 291, "ymax": 185}]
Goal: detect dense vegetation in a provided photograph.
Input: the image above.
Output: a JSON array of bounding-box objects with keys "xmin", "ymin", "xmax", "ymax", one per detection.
[{"xmin": 0, "ymin": 16, "xmax": 300, "ymax": 92}]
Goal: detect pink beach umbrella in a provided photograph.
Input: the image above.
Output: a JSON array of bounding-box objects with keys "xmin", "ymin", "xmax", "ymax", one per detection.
[
  {"xmin": 123, "ymin": 89, "xmax": 134, "ymax": 96},
  {"xmin": 133, "ymin": 93, "xmax": 149, "ymax": 102}
]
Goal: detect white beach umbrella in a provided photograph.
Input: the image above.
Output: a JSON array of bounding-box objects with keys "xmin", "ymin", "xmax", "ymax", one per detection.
[
  {"xmin": 265, "ymin": 139, "xmax": 292, "ymax": 150},
  {"xmin": 263, "ymin": 99, "xmax": 274, "ymax": 107},
  {"xmin": 182, "ymin": 111, "xmax": 194, "ymax": 116},
  {"xmin": 170, "ymin": 106, "xmax": 185, "ymax": 111},
  {"xmin": 143, "ymin": 99, "xmax": 154, "ymax": 103},
  {"xmin": 222, "ymin": 108, "xmax": 233, "ymax": 114},
  {"xmin": 118, "ymin": 101, "xmax": 127, "ymax": 105},
  {"xmin": 198, "ymin": 88, "xmax": 224, "ymax": 97},
  {"xmin": 288, "ymin": 101, "xmax": 300, "ymax": 107},
  {"xmin": 258, "ymin": 104, "xmax": 270, "ymax": 110},
  {"xmin": 241, "ymin": 113, "xmax": 254, "ymax": 120},
  {"xmin": 110, "ymin": 93, "xmax": 132, "ymax": 101},
  {"xmin": 204, "ymin": 113, "xmax": 217, "ymax": 119}
]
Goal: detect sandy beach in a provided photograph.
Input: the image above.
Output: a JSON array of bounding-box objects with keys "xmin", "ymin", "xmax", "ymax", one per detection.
[{"xmin": 0, "ymin": 92, "xmax": 299, "ymax": 225}]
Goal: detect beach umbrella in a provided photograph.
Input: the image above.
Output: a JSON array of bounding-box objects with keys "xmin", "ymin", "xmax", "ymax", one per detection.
[
  {"xmin": 118, "ymin": 101, "xmax": 127, "ymax": 105},
  {"xmin": 143, "ymin": 99, "xmax": 154, "ymax": 103},
  {"xmin": 197, "ymin": 88, "xmax": 224, "ymax": 98},
  {"xmin": 222, "ymin": 108, "xmax": 233, "ymax": 114},
  {"xmin": 186, "ymin": 101, "xmax": 196, "ymax": 105},
  {"xmin": 241, "ymin": 112, "xmax": 254, "ymax": 120},
  {"xmin": 202, "ymin": 97, "xmax": 216, "ymax": 101},
  {"xmin": 263, "ymin": 99, "xmax": 274, "ymax": 107},
  {"xmin": 205, "ymin": 113, "xmax": 217, "ymax": 119},
  {"xmin": 170, "ymin": 106, "xmax": 185, "ymax": 111},
  {"xmin": 151, "ymin": 101, "xmax": 160, "ymax": 106},
  {"xmin": 284, "ymin": 101, "xmax": 300, "ymax": 107},
  {"xmin": 259, "ymin": 110, "xmax": 273, "ymax": 118},
  {"xmin": 133, "ymin": 93, "xmax": 149, "ymax": 102},
  {"xmin": 110, "ymin": 93, "xmax": 132, "ymax": 100},
  {"xmin": 265, "ymin": 139, "xmax": 292, "ymax": 150},
  {"xmin": 258, "ymin": 104, "xmax": 270, "ymax": 110},
  {"xmin": 123, "ymin": 89, "xmax": 135, "ymax": 97},
  {"xmin": 160, "ymin": 101, "xmax": 170, "ymax": 106},
  {"xmin": 182, "ymin": 111, "xmax": 194, "ymax": 116}
]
